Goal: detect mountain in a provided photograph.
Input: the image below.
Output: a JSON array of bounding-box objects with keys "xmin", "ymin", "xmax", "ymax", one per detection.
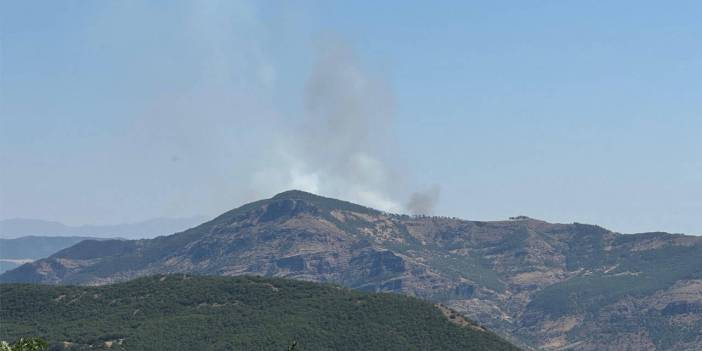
[
  {"xmin": 0, "ymin": 236, "xmax": 105, "ymax": 273},
  {"xmin": 3, "ymin": 190, "xmax": 701, "ymax": 350},
  {"xmin": 0, "ymin": 236, "xmax": 102, "ymax": 260},
  {"xmin": 0, "ymin": 274, "xmax": 519, "ymax": 351},
  {"xmin": 0, "ymin": 216, "xmax": 208, "ymax": 239}
]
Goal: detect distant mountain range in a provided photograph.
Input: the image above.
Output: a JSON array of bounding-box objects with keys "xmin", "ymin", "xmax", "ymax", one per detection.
[
  {"xmin": 3, "ymin": 190, "xmax": 701, "ymax": 350},
  {"xmin": 0, "ymin": 274, "xmax": 520, "ymax": 350},
  {"xmin": 0, "ymin": 216, "xmax": 208, "ymax": 239}
]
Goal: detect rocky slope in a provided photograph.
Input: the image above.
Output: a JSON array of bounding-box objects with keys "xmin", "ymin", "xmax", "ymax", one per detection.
[{"xmin": 3, "ymin": 190, "xmax": 701, "ymax": 350}]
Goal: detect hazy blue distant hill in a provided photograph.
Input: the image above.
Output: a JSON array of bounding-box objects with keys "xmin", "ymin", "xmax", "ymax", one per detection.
[
  {"xmin": 0, "ymin": 236, "xmax": 107, "ymax": 273},
  {"xmin": 0, "ymin": 261, "xmax": 28, "ymax": 275},
  {"xmin": 0, "ymin": 236, "xmax": 101, "ymax": 260},
  {"xmin": 0, "ymin": 216, "xmax": 207, "ymax": 239},
  {"xmin": 0, "ymin": 274, "xmax": 520, "ymax": 351}
]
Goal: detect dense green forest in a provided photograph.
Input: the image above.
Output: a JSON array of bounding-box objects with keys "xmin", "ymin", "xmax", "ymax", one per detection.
[{"xmin": 0, "ymin": 275, "xmax": 519, "ymax": 351}]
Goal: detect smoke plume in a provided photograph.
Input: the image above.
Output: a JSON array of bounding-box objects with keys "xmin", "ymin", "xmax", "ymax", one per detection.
[
  {"xmin": 406, "ymin": 185, "xmax": 441, "ymax": 215},
  {"xmin": 255, "ymin": 41, "xmax": 406, "ymax": 212}
]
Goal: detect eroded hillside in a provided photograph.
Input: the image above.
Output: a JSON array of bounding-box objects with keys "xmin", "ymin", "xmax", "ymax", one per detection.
[{"xmin": 3, "ymin": 190, "xmax": 701, "ymax": 350}]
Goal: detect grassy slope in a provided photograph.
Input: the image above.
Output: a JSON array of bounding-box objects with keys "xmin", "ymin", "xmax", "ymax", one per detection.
[{"xmin": 0, "ymin": 275, "xmax": 519, "ymax": 351}]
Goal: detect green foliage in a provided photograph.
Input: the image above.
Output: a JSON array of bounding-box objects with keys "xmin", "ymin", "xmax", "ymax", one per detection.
[
  {"xmin": 0, "ymin": 338, "xmax": 48, "ymax": 351},
  {"xmin": 0, "ymin": 275, "xmax": 519, "ymax": 351}
]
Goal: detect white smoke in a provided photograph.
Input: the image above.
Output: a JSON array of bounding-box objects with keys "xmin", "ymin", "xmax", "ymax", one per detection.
[
  {"xmin": 254, "ymin": 41, "xmax": 405, "ymax": 213},
  {"xmin": 1, "ymin": 0, "xmax": 441, "ymax": 224}
]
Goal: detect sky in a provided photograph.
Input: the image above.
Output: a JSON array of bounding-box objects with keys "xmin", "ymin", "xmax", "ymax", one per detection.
[{"xmin": 1, "ymin": 1, "xmax": 700, "ymax": 235}]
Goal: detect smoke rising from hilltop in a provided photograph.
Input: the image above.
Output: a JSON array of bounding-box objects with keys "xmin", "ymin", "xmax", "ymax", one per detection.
[
  {"xmin": 406, "ymin": 185, "xmax": 441, "ymax": 215},
  {"xmin": 2, "ymin": 1, "xmax": 440, "ymax": 224},
  {"xmin": 303, "ymin": 43, "xmax": 392, "ymax": 165},
  {"xmin": 251, "ymin": 40, "xmax": 442, "ymax": 214},
  {"xmin": 255, "ymin": 41, "xmax": 412, "ymax": 213}
]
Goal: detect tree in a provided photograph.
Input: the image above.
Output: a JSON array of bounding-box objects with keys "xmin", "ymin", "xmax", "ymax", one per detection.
[{"xmin": 0, "ymin": 338, "xmax": 48, "ymax": 351}]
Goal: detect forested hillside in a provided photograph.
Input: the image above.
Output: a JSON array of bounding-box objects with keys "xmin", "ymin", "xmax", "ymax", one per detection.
[{"xmin": 0, "ymin": 275, "xmax": 519, "ymax": 351}]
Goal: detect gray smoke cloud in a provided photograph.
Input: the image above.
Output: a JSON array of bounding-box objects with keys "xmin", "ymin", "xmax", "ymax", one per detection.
[
  {"xmin": 303, "ymin": 42, "xmax": 393, "ymax": 165},
  {"xmin": 406, "ymin": 185, "xmax": 441, "ymax": 215},
  {"xmin": 255, "ymin": 41, "xmax": 406, "ymax": 212},
  {"xmin": 1, "ymin": 0, "xmax": 440, "ymax": 225}
]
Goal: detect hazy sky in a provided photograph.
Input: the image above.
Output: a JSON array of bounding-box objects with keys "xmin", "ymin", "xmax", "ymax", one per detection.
[{"xmin": 1, "ymin": 1, "xmax": 700, "ymax": 235}]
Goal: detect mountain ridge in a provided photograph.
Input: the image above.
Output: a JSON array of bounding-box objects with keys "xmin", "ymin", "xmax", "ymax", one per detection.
[
  {"xmin": 0, "ymin": 236, "xmax": 107, "ymax": 273},
  {"xmin": 0, "ymin": 216, "xmax": 208, "ymax": 239},
  {"xmin": 3, "ymin": 190, "xmax": 701, "ymax": 350}
]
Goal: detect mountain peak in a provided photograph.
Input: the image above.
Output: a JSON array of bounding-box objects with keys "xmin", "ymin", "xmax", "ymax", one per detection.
[
  {"xmin": 269, "ymin": 190, "xmax": 381, "ymax": 215},
  {"xmin": 4, "ymin": 190, "xmax": 702, "ymax": 350},
  {"xmin": 271, "ymin": 189, "xmax": 322, "ymax": 200}
]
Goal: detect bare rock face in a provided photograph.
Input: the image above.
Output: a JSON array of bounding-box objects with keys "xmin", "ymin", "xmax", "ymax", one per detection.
[{"xmin": 3, "ymin": 190, "xmax": 702, "ymax": 350}]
